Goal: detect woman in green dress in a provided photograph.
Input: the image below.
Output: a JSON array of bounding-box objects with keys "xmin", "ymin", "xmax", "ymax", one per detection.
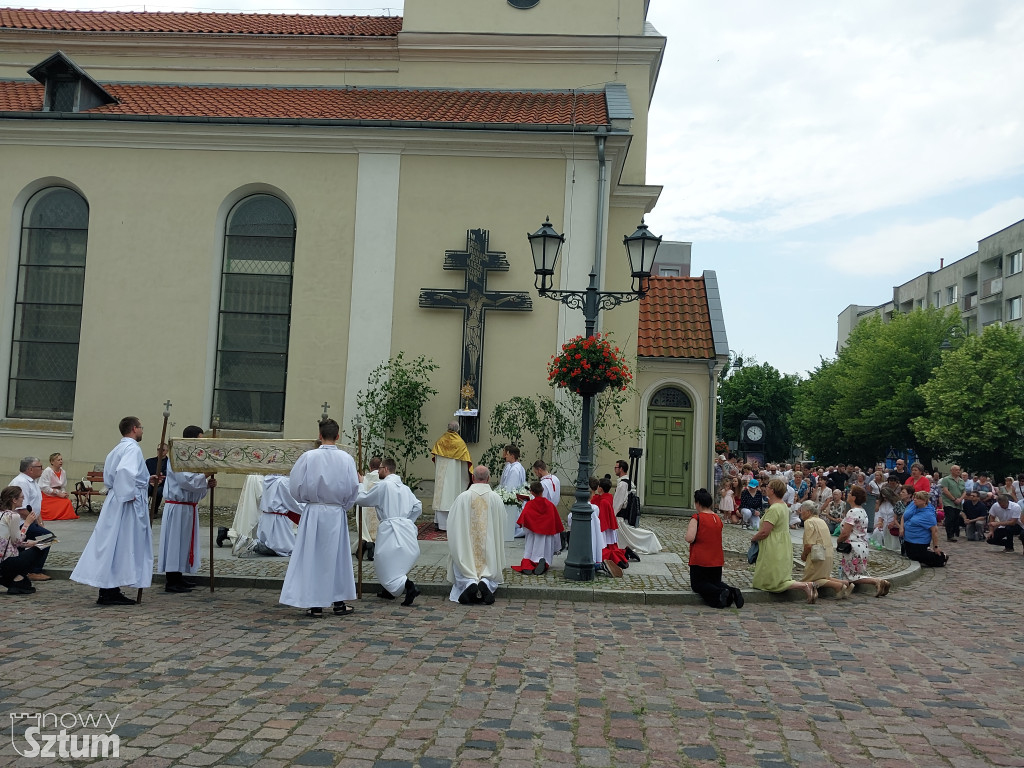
[{"xmin": 751, "ymin": 477, "xmax": 817, "ymax": 602}]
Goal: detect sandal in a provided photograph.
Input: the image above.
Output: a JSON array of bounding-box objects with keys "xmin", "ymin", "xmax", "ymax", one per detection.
[
  {"xmin": 333, "ymin": 601, "xmax": 354, "ymax": 616},
  {"xmin": 803, "ymin": 583, "xmax": 817, "ymax": 604},
  {"xmin": 876, "ymin": 579, "xmax": 891, "ymax": 597},
  {"xmin": 305, "ymin": 607, "xmax": 323, "ymax": 618}
]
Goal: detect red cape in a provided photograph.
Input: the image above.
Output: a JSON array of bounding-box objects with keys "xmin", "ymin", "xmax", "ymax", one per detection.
[
  {"xmin": 593, "ymin": 493, "xmax": 618, "ymax": 532},
  {"xmin": 517, "ymin": 497, "xmax": 564, "ymax": 535}
]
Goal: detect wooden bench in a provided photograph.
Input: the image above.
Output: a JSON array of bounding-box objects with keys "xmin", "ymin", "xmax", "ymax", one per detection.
[{"xmin": 72, "ymin": 471, "xmax": 106, "ymax": 514}]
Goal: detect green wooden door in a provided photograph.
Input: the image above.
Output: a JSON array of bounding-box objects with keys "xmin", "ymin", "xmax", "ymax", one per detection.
[{"xmin": 645, "ymin": 409, "xmax": 693, "ymax": 508}]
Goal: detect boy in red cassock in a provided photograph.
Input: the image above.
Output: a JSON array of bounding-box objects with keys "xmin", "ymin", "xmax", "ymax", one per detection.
[{"xmin": 511, "ymin": 481, "xmax": 564, "ymax": 575}]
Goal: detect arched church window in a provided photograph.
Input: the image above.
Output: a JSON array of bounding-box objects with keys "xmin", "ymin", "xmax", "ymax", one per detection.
[
  {"xmin": 9, "ymin": 187, "xmax": 89, "ymax": 419},
  {"xmin": 650, "ymin": 386, "xmax": 692, "ymax": 409},
  {"xmin": 213, "ymin": 194, "xmax": 295, "ymax": 431}
]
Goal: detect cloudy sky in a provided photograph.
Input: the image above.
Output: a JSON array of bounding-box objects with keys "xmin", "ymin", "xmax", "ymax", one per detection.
[{"xmin": 8, "ymin": 0, "xmax": 1023, "ymax": 376}]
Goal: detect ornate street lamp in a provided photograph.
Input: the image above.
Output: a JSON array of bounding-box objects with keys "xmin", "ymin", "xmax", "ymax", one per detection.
[{"xmin": 527, "ymin": 217, "xmax": 661, "ymax": 581}]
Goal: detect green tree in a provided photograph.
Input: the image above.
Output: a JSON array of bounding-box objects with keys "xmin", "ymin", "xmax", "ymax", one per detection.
[
  {"xmin": 913, "ymin": 323, "xmax": 1024, "ymax": 477},
  {"xmin": 718, "ymin": 362, "xmax": 798, "ymax": 460},
  {"xmin": 352, "ymin": 352, "xmax": 439, "ymax": 486},
  {"xmin": 480, "ymin": 394, "xmax": 576, "ymax": 477},
  {"xmin": 789, "ymin": 358, "xmax": 853, "ymax": 464},
  {"xmin": 831, "ymin": 307, "xmax": 960, "ymax": 467}
]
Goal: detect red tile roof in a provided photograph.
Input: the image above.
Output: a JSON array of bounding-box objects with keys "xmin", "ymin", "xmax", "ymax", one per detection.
[
  {"xmin": 638, "ymin": 277, "xmax": 715, "ymax": 359},
  {"xmin": 0, "ymin": 81, "xmax": 609, "ymax": 125},
  {"xmin": 0, "ymin": 8, "xmax": 402, "ymax": 36}
]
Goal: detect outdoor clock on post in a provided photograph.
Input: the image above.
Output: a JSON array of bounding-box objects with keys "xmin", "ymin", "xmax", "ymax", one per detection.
[{"xmin": 739, "ymin": 412, "xmax": 766, "ymax": 450}]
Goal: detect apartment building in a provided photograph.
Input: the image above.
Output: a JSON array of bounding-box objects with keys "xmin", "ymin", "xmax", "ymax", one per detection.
[{"xmin": 837, "ymin": 218, "xmax": 1024, "ymax": 349}]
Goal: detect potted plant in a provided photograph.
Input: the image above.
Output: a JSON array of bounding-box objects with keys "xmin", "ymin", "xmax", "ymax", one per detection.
[{"xmin": 547, "ymin": 333, "xmax": 632, "ymax": 396}]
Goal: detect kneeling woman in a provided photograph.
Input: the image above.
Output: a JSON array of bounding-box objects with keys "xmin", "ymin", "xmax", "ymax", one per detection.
[
  {"xmin": 0, "ymin": 486, "xmax": 45, "ymax": 594},
  {"xmin": 751, "ymin": 477, "xmax": 818, "ymax": 602},
  {"xmin": 686, "ymin": 488, "xmax": 743, "ymax": 608}
]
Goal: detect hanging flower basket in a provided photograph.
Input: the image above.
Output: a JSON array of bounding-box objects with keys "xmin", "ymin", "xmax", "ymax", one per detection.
[{"xmin": 547, "ymin": 333, "xmax": 632, "ymax": 395}]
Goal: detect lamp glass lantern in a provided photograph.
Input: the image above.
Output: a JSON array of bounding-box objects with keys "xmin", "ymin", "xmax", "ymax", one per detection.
[
  {"xmin": 622, "ymin": 219, "xmax": 662, "ymax": 285},
  {"xmin": 528, "ymin": 216, "xmax": 565, "ymax": 292}
]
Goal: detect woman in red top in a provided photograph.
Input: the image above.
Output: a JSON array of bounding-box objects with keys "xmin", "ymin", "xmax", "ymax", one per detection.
[
  {"xmin": 686, "ymin": 488, "xmax": 743, "ymax": 609},
  {"xmin": 909, "ymin": 463, "xmax": 931, "ymax": 494}
]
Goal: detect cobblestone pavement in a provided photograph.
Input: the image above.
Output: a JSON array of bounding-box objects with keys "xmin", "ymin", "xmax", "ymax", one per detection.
[{"xmin": 3, "ymin": 535, "xmax": 1022, "ymax": 767}]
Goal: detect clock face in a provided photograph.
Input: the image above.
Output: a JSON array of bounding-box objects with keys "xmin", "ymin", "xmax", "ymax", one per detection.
[{"xmin": 745, "ymin": 425, "xmax": 764, "ymax": 442}]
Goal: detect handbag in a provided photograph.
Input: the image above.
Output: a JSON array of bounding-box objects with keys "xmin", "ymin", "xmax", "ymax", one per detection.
[
  {"xmin": 810, "ymin": 542, "xmax": 827, "ymax": 562},
  {"xmin": 836, "ymin": 540, "xmax": 853, "ymax": 554},
  {"xmin": 888, "ymin": 524, "xmax": 900, "ymax": 536},
  {"xmin": 746, "ymin": 540, "xmax": 759, "ymax": 564}
]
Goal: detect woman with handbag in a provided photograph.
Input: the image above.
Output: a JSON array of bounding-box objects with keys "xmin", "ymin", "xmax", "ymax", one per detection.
[
  {"xmin": 799, "ymin": 501, "xmax": 853, "ymax": 598},
  {"xmin": 836, "ymin": 485, "xmax": 890, "ymax": 597},
  {"xmin": 750, "ymin": 477, "xmax": 817, "ymax": 602}
]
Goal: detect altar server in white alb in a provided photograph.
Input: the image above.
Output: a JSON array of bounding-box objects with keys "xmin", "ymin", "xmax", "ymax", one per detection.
[
  {"xmin": 446, "ymin": 465, "xmax": 506, "ymax": 605},
  {"xmin": 256, "ymin": 474, "xmax": 303, "ymax": 556},
  {"xmin": 279, "ymin": 419, "xmax": 360, "ymax": 618},
  {"xmin": 71, "ymin": 417, "xmax": 155, "ymax": 606},
  {"xmin": 159, "ymin": 425, "xmax": 216, "ymax": 593},
  {"xmin": 499, "ymin": 445, "xmax": 527, "ymax": 537},
  {"xmin": 353, "ymin": 457, "xmax": 423, "ymax": 606}
]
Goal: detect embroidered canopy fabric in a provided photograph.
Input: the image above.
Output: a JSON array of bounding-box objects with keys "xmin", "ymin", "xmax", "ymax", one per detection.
[{"xmin": 169, "ymin": 438, "xmax": 356, "ymax": 475}]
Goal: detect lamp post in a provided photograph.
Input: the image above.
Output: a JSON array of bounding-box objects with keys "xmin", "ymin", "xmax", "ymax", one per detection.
[{"xmin": 527, "ymin": 216, "xmax": 661, "ymax": 581}]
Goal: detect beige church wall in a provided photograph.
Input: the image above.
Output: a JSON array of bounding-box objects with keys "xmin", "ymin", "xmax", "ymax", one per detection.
[
  {"xmin": 386, "ymin": 152, "xmax": 577, "ymax": 481},
  {"xmin": 0, "ymin": 141, "xmax": 359, "ymax": 482},
  {"xmin": 403, "ymin": 0, "xmax": 647, "ymax": 37}
]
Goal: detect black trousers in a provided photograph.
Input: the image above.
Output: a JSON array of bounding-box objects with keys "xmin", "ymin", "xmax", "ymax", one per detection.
[
  {"xmin": 690, "ymin": 565, "xmax": 732, "ymax": 608},
  {"xmin": 24, "ymin": 522, "xmax": 51, "ymax": 571},
  {"xmin": 989, "ymin": 523, "xmax": 1022, "ymax": 551},
  {"xmin": 904, "ymin": 541, "xmax": 946, "ymax": 567},
  {"xmin": 0, "ymin": 547, "xmax": 45, "ymax": 584},
  {"xmin": 944, "ymin": 506, "xmax": 961, "ymax": 539}
]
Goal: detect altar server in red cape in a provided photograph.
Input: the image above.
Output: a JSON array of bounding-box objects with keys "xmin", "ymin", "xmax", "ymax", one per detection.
[
  {"xmin": 511, "ymin": 481, "xmax": 564, "ymax": 575},
  {"xmin": 593, "ymin": 476, "xmax": 629, "ymax": 568}
]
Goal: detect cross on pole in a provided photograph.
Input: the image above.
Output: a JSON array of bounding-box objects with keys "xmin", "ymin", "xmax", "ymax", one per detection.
[
  {"xmin": 419, "ymin": 229, "xmax": 532, "ymax": 442},
  {"xmin": 321, "ymin": 402, "xmax": 330, "ymax": 421}
]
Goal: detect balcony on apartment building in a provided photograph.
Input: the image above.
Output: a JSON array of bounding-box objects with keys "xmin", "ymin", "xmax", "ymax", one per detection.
[
  {"xmin": 963, "ymin": 292, "xmax": 978, "ymax": 311},
  {"xmin": 981, "ymin": 276, "xmax": 1003, "ymax": 299}
]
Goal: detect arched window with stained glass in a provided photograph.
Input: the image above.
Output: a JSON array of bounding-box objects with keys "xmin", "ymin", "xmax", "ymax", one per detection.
[
  {"xmin": 650, "ymin": 386, "xmax": 692, "ymax": 409},
  {"xmin": 8, "ymin": 187, "xmax": 89, "ymax": 419},
  {"xmin": 213, "ymin": 194, "xmax": 296, "ymax": 431}
]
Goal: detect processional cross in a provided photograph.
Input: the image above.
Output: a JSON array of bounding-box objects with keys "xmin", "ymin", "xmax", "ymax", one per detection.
[{"xmin": 419, "ymin": 228, "xmax": 532, "ymax": 442}]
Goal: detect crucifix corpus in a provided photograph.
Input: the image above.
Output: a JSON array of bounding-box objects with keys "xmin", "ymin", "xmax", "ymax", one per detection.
[{"xmin": 418, "ymin": 228, "xmax": 532, "ymax": 442}]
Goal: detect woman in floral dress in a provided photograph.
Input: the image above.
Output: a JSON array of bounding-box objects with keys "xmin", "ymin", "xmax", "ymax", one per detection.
[{"xmin": 837, "ymin": 485, "xmax": 890, "ymax": 597}]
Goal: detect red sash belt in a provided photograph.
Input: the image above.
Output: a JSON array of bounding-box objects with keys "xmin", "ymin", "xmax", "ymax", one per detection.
[{"xmin": 165, "ymin": 500, "xmax": 198, "ymax": 567}]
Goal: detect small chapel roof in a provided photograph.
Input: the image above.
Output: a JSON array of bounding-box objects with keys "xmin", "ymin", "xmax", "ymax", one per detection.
[
  {"xmin": 638, "ymin": 275, "xmax": 725, "ymax": 359},
  {"xmin": 0, "ymin": 8, "xmax": 402, "ymax": 36},
  {"xmin": 0, "ymin": 80, "xmax": 609, "ymax": 126}
]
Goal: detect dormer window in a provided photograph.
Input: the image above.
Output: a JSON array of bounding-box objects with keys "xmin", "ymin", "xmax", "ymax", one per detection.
[{"xmin": 27, "ymin": 51, "xmax": 117, "ymax": 113}]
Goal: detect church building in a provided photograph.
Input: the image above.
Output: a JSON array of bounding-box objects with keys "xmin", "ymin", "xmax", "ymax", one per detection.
[{"xmin": 0, "ymin": 0, "xmax": 729, "ymax": 508}]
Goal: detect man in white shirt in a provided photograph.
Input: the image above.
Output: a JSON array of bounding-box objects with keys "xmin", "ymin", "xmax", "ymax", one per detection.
[
  {"xmin": 500, "ymin": 445, "xmax": 526, "ymax": 536},
  {"xmin": 10, "ymin": 456, "xmax": 51, "ymax": 580},
  {"xmin": 987, "ymin": 493, "xmax": 1022, "ymax": 552}
]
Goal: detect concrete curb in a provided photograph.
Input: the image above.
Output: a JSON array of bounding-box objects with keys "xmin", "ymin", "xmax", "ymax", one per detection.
[{"xmin": 41, "ymin": 556, "xmax": 923, "ymax": 605}]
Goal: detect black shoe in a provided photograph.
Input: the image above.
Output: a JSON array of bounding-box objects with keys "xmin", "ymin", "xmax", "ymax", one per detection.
[
  {"xmin": 216, "ymin": 527, "xmax": 229, "ymax": 547},
  {"xmin": 401, "ymin": 580, "xmax": 421, "ymax": 607},
  {"xmin": 458, "ymin": 585, "xmax": 478, "ymax": 605},
  {"xmin": 376, "ymin": 587, "xmax": 395, "ymax": 600},
  {"xmin": 730, "ymin": 586, "xmax": 745, "ymax": 609},
  {"xmin": 332, "ymin": 601, "xmax": 354, "ymax": 616},
  {"xmin": 533, "ymin": 558, "xmax": 548, "ymax": 576},
  {"xmin": 181, "ymin": 578, "xmax": 198, "ymax": 588},
  {"xmin": 625, "ymin": 547, "xmax": 641, "ymax": 562},
  {"xmin": 478, "ymin": 582, "xmax": 495, "ymax": 605},
  {"xmin": 365, "ymin": 542, "xmax": 375, "ymax": 561},
  {"xmin": 164, "ymin": 582, "xmax": 193, "ymax": 593},
  {"xmin": 7, "ymin": 583, "xmax": 34, "ymax": 595},
  {"xmin": 305, "ymin": 607, "xmax": 324, "ymax": 618},
  {"xmin": 97, "ymin": 590, "xmax": 134, "ymax": 606}
]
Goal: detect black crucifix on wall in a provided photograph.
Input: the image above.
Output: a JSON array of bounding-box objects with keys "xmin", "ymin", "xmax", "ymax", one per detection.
[{"xmin": 419, "ymin": 229, "xmax": 532, "ymax": 443}]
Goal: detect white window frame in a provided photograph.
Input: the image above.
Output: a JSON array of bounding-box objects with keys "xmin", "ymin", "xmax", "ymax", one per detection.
[
  {"xmin": 1009, "ymin": 251, "xmax": 1023, "ymax": 276},
  {"xmin": 946, "ymin": 285, "xmax": 958, "ymax": 305},
  {"xmin": 1009, "ymin": 296, "xmax": 1023, "ymax": 322}
]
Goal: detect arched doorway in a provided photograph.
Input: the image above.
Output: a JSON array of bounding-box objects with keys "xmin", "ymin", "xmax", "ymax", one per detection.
[{"xmin": 645, "ymin": 385, "xmax": 693, "ymax": 508}]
